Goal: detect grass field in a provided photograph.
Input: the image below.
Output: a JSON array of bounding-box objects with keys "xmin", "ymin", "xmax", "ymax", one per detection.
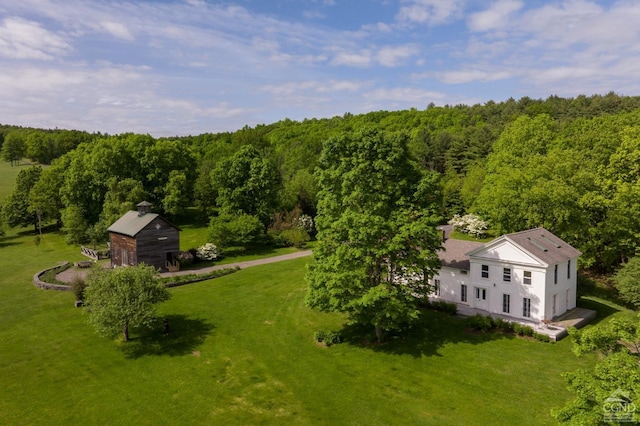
[
  {"xmin": 0, "ymin": 224, "xmax": 629, "ymax": 425},
  {"xmin": 0, "ymin": 160, "xmax": 27, "ymax": 199}
]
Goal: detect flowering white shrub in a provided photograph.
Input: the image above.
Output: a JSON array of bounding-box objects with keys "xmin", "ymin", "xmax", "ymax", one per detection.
[
  {"xmin": 196, "ymin": 243, "xmax": 219, "ymax": 261},
  {"xmin": 296, "ymin": 214, "xmax": 315, "ymax": 234},
  {"xmin": 448, "ymin": 214, "xmax": 488, "ymax": 238}
]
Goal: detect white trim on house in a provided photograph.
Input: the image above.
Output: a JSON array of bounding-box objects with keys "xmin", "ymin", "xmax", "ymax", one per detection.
[{"xmin": 432, "ymin": 227, "xmax": 581, "ymax": 323}]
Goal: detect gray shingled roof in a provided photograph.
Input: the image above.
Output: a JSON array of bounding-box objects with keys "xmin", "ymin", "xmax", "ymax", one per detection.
[
  {"xmin": 438, "ymin": 238, "xmax": 485, "ymax": 270},
  {"xmin": 107, "ymin": 211, "xmax": 161, "ymax": 237},
  {"xmin": 437, "ymin": 226, "xmax": 580, "ymax": 269},
  {"xmin": 501, "ymin": 227, "xmax": 582, "ymax": 265}
]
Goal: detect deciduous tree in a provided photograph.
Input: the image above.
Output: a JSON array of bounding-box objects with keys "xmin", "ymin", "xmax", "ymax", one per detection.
[
  {"xmin": 2, "ymin": 165, "xmax": 42, "ymax": 231},
  {"xmin": 305, "ymin": 128, "xmax": 442, "ymax": 342},
  {"xmin": 208, "ymin": 213, "xmax": 264, "ymax": 251},
  {"xmin": 553, "ymin": 316, "xmax": 640, "ymax": 424},
  {"xmin": 1, "ymin": 131, "xmax": 26, "ymax": 165},
  {"xmin": 614, "ymin": 256, "xmax": 640, "ymax": 310},
  {"xmin": 84, "ymin": 265, "xmax": 170, "ymax": 342},
  {"xmin": 212, "ymin": 145, "xmax": 277, "ymax": 226}
]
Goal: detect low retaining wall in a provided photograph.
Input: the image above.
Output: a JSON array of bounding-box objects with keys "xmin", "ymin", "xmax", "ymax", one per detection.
[
  {"xmin": 33, "ymin": 262, "xmax": 72, "ymax": 291},
  {"xmin": 34, "ymin": 264, "xmax": 238, "ymax": 291}
]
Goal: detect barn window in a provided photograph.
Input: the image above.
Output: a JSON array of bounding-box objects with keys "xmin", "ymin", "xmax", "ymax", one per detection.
[{"xmin": 158, "ymin": 237, "xmax": 168, "ymax": 241}]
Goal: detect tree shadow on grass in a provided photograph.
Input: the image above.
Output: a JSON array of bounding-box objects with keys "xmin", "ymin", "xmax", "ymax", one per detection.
[
  {"xmin": 121, "ymin": 314, "xmax": 214, "ymax": 359},
  {"xmin": 0, "ymin": 233, "xmax": 25, "ymax": 248},
  {"xmin": 340, "ymin": 308, "xmax": 514, "ymax": 358}
]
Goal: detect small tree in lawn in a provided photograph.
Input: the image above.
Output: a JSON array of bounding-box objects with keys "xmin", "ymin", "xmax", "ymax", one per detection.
[
  {"xmin": 84, "ymin": 264, "xmax": 170, "ymax": 342},
  {"xmin": 306, "ymin": 128, "xmax": 442, "ymax": 343}
]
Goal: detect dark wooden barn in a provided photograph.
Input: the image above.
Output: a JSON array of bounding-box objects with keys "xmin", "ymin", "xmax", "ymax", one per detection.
[{"xmin": 107, "ymin": 201, "xmax": 180, "ymax": 271}]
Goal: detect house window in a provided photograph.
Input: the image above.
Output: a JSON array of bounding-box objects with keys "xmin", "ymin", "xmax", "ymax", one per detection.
[
  {"xmin": 523, "ymin": 271, "xmax": 532, "ymax": 285},
  {"xmin": 475, "ymin": 287, "xmax": 486, "ymax": 300},
  {"xmin": 502, "ymin": 294, "xmax": 510, "ymax": 314},
  {"xmin": 523, "ymin": 298, "xmax": 531, "ymax": 318},
  {"xmin": 503, "ymin": 268, "xmax": 511, "ymax": 282},
  {"xmin": 433, "ymin": 279, "xmax": 441, "ymax": 296},
  {"xmin": 481, "ymin": 264, "xmax": 489, "ymax": 279},
  {"xmin": 554, "ymin": 264, "xmax": 558, "ymax": 285},
  {"xmin": 461, "ymin": 284, "xmax": 467, "ymax": 302},
  {"xmin": 567, "ymin": 260, "xmax": 571, "ymax": 279}
]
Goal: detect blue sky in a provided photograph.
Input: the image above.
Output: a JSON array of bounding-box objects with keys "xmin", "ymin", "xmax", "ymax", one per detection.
[{"xmin": 1, "ymin": 0, "xmax": 639, "ymax": 136}]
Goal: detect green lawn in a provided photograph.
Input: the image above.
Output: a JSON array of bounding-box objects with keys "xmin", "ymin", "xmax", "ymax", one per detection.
[
  {"xmin": 0, "ymin": 160, "xmax": 28, "ymax": 199},
  {"xmin": 0, "ymin": 225, "xmax": 629, "ymax": 425}
]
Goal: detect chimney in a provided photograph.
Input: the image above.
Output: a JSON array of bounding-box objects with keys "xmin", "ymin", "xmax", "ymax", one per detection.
[{"xmin": 137, "ymin": 201, "xmax": 152, "ymax": 217}]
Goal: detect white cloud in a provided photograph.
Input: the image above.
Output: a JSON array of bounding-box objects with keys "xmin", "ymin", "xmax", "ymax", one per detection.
[
  {"xmin": 261, "ymin": 80, "xmax": 367, "ymax": 96},
  {"xmin": 2, "ymin": 0, "xmax": 640, "ymax": 135},
  {"xmin": 467, "ymin": 0, "xmax": 523, "ymax": 32},
  {"xmin": 99, "ymin": 21, "xmax": 134, "ymax": 41},
  {"xmin": 435, "ymin": 69, "xmax": 514, "ymax": 84},
  {"xmin": 396, "ymin": 0, "xmax": 465, "ymax": 26},
  {"xmin": 0, "ymin": 17, "xmax": 71, "ymax": 60},
  {"xmin": 377, "ymin": 44, "xmax": 419, "ymax": 67},
  {"xmin": 330, "ymin": 50, "xmax": 372, "ymax": 67},
  {"xmin": 303, "ymin": 10, "xmax": 326, "ymax": 20}
]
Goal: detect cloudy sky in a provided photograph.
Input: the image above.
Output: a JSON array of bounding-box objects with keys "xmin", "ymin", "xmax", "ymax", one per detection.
[{"xmin": 1, "ymin": 0, "xmax": 639, "ymax": 136}]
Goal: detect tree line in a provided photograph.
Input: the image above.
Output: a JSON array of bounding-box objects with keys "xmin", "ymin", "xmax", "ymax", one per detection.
[{"xmin": 2, "ymin": 92, "xmax": 640, "ymax": 270}]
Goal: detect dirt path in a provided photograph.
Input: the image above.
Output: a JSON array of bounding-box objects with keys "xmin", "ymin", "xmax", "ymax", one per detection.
[
  {"xmin": 56, "ymin": 250, "xmax": 313, "ymax": 283},
  {"xmin": 158, "ymin": 249, "xmax": 313, "ymax": 278}
]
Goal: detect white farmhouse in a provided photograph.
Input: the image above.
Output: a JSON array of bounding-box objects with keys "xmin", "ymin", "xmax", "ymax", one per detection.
[{"xmin": 432, "ymin": 227, "xmax": 581, "ymax": 323}]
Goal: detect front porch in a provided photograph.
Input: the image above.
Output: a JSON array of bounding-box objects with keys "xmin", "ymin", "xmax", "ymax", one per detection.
[{"xmin": 453, "ymin": 303, "xmax": 596, "ymax": 341}]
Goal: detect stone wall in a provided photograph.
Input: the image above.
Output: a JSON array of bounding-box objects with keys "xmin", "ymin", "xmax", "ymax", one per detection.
[{"xmin": 33, "ymin": 262, "xmax": 72, "ymax": 291}]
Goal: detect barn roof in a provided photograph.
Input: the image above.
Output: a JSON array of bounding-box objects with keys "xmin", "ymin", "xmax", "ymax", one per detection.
[{"xmin": 107, "ymin": 210, "xmax": 163, "ymax": 237}]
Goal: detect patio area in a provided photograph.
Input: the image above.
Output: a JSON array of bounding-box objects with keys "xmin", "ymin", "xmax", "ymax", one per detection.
[{"xmin": 454, "ymin": 303, "xmax": 597, "ymax": 341}]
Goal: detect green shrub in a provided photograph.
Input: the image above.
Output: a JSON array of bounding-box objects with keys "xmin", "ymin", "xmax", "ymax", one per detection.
[
  {"xmin": 70, "ymin": 276, "xmax": 87, "ymax": 301},
  {"xmin": 494, "ymin": 318, "xmax": 513, "ymax": 333},
  {"xmin": 267, "ymin": 230, "xmax": 291, "ymax": 248},
  {"xmin": 521, "ymin": 325, "xmax": 535, "ymax": 337},
  {"xmin": 159, "ymin": 267, "xmax": 238, "ymax": 286},
  {"xmin": 534, "ymin": 332, "xmax": 551, "ymax": 342},
  {"xmin": 315, "ymin": 330, "xmax": 342, "ymax": 346},
  {"xmin": 430, "ymin": 300, "xmax": 457, "ymax": 315},
  {"xmin": 281, "ymin": 228, "xmax": 310, "ymax": 248},
  {"xmin": 466, "ymin": 314, "xmax": 493, "ymax": 332},
  {"xmin": 512, "ymin": 323, "xmax": 523, "ymax": 335},
  {"xmin": 208, "ymin": 213, "xmax": 265, "ymax": 251}
]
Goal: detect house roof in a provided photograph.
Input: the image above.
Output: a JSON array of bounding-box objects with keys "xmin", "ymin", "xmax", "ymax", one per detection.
[
  {"xmin": 437, "ymin": 226, "xmax": 580, "ymax": 270},
  {"xmin": 438, "ymin": 238, "xmax": 484, "ymax": 270},
  {"xmin": 107, "ymin": 211, "xmax": 163, "ymax": 237},
  {"xmin": 501, "ymin": 227, "xmax": 581, "ymax": 265},
  {"xmin": 465, "ymin": 227, "xmax": 581, "ymax": 266}
]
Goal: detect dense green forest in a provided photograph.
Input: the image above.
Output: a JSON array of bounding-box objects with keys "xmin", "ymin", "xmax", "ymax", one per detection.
[{"xmin": 2, "ymin": 92, "xmax": 640, "ymax": 271}]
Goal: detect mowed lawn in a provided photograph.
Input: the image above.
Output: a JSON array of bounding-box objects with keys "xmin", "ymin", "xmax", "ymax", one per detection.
[{"xmin": 0, "ymin": 226, "xmax": 611, "ymax": 425}]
